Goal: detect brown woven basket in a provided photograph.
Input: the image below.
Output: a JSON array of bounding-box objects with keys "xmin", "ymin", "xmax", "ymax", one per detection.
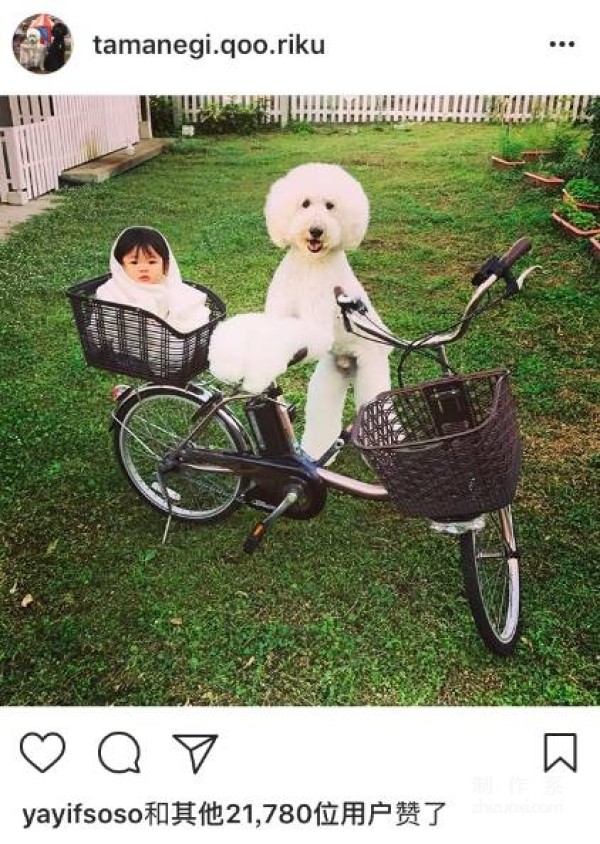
[
  {"xmin": 352, "ymin": 370, "xmax": 522, "ymax": 521},
  {"xmin": 66, "ymin": 275, "xmax": 226, "ymax": 386}
]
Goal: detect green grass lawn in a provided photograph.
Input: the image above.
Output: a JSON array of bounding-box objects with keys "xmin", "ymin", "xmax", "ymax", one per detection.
[{"xmin": 0, "ymin": 122, "xmax": 598, "ymax": 705}]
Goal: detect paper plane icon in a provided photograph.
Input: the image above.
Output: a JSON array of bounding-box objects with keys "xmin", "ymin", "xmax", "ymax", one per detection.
[{"xmin": 173, "ymin": 734, "xmax": 218, "ymax": 774}]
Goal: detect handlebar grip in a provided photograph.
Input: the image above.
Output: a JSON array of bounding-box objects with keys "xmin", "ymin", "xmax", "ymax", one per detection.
[{"xmin": 499, "ymin": 237, "xmax": 532, "ymax": 271}]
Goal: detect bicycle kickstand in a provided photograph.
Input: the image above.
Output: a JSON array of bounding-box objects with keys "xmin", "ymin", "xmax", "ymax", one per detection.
[{"xmin": 243, "ymin": 485, "xmax": 302, "ymax": 554}]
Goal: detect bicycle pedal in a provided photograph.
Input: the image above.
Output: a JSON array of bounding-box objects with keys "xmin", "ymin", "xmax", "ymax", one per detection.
[
  {"xmin": 151, "ymin": 481, "xmax": 181, "ymax": 502},
  {"xmin": 243, "ymin": 523, "xmax": 267, "ymax": 554}
]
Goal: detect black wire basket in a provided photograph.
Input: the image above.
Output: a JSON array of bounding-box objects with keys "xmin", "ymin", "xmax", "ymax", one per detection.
[
  {"xmin": 352, "ymin": 370, "xmax": 522, "ymax": 521},
  {"xmin": 66, "ymin": 274, "xmax": 226, "ymax": 386}
]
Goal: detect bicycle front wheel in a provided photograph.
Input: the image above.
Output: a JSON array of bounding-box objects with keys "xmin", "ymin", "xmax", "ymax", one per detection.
[
  {"xmin": 114, "ymin": 385, "xmax": 249, "ymax": 522},
  {"xmin": 459, "ymin": 506, "xmax": 521, "ymax": 655}
]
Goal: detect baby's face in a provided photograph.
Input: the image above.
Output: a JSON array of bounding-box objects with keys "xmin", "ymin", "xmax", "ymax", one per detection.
[{"xmin": 121, "ymin": 246, "xmax": 165, "ymax": 285}]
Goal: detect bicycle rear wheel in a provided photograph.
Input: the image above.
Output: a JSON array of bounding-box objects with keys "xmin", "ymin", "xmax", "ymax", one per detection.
[
  {"xmin": 459, "ymin": 506, "xmax": 521, "ymax": 655},
  {"xmin": 114, "ymin": 385, "xmax": 249, "ymax": 522}
]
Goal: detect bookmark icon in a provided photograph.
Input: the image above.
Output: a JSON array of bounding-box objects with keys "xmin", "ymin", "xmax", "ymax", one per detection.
[
  {"xmin": 543, "ymin": 733, "xmax": 577, "ymax": 773},
  {"xmin": 173, "ymin": 734, "xmax": 218, "ymax": 774}
]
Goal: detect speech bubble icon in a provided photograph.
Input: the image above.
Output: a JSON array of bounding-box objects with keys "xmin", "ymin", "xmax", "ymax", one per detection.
[{"xmin": 98, "ymin": 732, "xmax": 141, "ymax": 774}]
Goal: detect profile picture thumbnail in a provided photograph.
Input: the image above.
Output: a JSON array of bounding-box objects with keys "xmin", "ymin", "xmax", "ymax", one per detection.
[{"xmin": 13, "ymin": 12, "xmax": 72, "ymax": 74}]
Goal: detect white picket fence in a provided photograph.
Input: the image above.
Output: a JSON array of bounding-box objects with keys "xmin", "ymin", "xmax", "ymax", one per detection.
[
  {"xmin": 1, "ymin": 94, "xmax": 593, "ymax": 203},
  {"xmin": 170, "ymin": 94, "xmax": 593, "ymax": 127},
  {"xmin": 0, "ymin": 122, "xmax": 59, "ymax": 203},
  {"xmin": 0, "ymin": 96, "xmax": 140, "ymax": 204}
]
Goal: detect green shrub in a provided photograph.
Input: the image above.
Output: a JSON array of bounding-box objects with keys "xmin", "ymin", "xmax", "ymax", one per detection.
[
  {"xmin": 149, "ymin": 96, "xmax": 176, "ymax": 137},
  {"xmin": 498, "ymin": 130, "xmax": 525, "ymax": 161},
  {"xmin": 554, "ymin": 202, "xmax": 598, "ymax": 230},
  {"xmin": 583, "ymin": 97, "xmax": 600, "ymax": 174},
  {"xmin": 547, "ymin": 123, "xmax": 579, "ymax": 162},
  {"xmin": 550, "ymin": 153, "xmax": 586, "ymax": 180},
  {"xmin": 584, "ymin": 163, "xmax": 600, "ymax": 185},
  {"xmin": 285, "ymin": 119, "xmax": 317, "ymax": 134},
  {"xmin": 564, "ymin": 177, "xmax": 600, "ymax": 204},
  {"xmin": 521, "ymin": 120, "xmax": 551, "ymax": 150},
  {"xmin": 193, "ymin": 101, "xmax": 269, "ymax": 135}
]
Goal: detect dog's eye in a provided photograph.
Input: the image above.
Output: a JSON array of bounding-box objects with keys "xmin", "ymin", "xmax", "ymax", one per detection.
[
  {"xmin": 325, "ymin": 201, "xmax": 335, "ymax": 210},
  {"xmin": 301, "ymin": 199, "xmax": 311, "ymax": 208}
]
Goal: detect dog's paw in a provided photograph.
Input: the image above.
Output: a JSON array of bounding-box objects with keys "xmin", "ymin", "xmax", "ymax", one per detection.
[{"xmin": 209, "ymin": 313, "xmax": 309, "ymax": 392}]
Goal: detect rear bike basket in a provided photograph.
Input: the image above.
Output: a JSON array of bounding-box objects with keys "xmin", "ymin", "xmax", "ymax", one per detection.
[
  {"xmin": 352, "ymin": 369, "xmax": 522, "ymax": 521},
  {"xmin": 66, "ymin": 274, "xmax": 226, "ymax": 386}
]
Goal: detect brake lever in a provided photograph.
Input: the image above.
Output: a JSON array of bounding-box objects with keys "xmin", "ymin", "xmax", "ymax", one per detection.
[
  {"xmin": 471, "ymin": 255, "xmax": 503, "ymax": 287},
  {"xmin": 506, "ymin": 264, "xmax": 542, "ymax": 296},
  {"xmin": 341, "ymin": 301, "xmax": 368, "ymax": 333},
  {"xmin": 335, "ymin": 287, "xmax": 368, "ymax": 334}
]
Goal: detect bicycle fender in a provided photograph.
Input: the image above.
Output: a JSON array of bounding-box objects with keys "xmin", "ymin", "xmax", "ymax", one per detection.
[{"xmin": 109, "ymin": 383, "xmax": 253, "ymax": 454}]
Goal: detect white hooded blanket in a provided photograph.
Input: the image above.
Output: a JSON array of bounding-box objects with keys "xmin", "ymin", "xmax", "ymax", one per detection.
[{"xmin": 96, "ymin": 229, "xmax": 211, "ymax": 334}]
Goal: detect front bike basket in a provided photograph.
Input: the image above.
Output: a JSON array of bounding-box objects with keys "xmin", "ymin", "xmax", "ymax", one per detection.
[
  {"xmin": 66, "ymin": 275, "xmax": 226, "ymax": 386},
  {"xmin": 352, "ymin": 370, "xmax": 522, "ymax": 521}
]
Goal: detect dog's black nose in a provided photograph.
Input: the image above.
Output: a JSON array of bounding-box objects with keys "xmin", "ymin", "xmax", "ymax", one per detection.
[{"xmin": 309, "ymin": 227, "xmax": 323, "ymax": 239}]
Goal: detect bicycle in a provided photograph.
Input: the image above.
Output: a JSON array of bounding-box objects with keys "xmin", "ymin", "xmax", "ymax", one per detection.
[{"xmin": 67, "ymin": 237, "xmax": 539, "ymax": 655}]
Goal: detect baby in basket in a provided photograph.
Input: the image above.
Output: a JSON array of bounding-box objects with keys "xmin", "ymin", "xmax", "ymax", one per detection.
[{"xmin": 95, "ymin": 227, "xmax": 211, "ymax": 373}]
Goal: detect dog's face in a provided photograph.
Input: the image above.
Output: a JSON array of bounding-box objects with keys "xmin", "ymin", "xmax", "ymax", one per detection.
[
  {"xmin": 287, "ymin": 192, "xmax": 344, "ymax": 258},
  {"xmin": 26, "ymin": 28, "xmax": 41, "ymax": 47},
  {"xmin": 265, "ymin": 163, "xmax": 369, "ymax": 256}
]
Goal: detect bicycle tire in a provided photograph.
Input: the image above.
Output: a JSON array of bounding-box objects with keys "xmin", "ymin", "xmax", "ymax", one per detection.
[
  {"xmin": 113, "ymin": 384, "xmax": 250, "ymax": 523},
  {"xmin": 459, "ymin": 506, "xmax": 521, "ymax": 655}
]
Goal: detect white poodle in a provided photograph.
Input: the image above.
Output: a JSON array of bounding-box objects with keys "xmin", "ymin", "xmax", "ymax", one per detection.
[
  {"xmin": 19, "ymin": 29, "xmax": 46, "ymax": 69},
  {"xmin": 209, "ymin": 162, "xmax": 391, "ymax": 459},
  {"xmin": 264, "ymin": 162, "xmax": 391, "ymax": 458}
]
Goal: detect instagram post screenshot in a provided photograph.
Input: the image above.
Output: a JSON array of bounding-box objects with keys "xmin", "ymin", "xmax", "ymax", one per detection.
[{"xmin": 0, "ymin": 0, "xmax": 598, "ymax": 840}]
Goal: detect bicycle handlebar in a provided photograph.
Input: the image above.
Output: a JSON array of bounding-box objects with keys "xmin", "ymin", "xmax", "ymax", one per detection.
[
  {"xmin": 335, "ymin": 237, "xmax": 538, "ymax": 352},
  {"xmin": 499, "ymin": 236, "xmax": 532, "ymax": 272}
]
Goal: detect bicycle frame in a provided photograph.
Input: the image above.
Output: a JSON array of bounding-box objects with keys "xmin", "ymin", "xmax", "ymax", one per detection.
[
  {"xmin": 110, "ymin": 237, "xmax": 535, "ymax": 650},
  {"xmin": 114, "ymin": 256, "xmax": 538, "ymax": 511},
  {"xmin": 139, "ymin": 386, "xmax": 390, "ymax": 506}
]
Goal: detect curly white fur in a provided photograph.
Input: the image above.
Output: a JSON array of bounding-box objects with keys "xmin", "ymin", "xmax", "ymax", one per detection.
[
  {"xmin": 265, "ymin": 163, "xmax": 391, "ymax": 458},
  {"xmin": 208, "ymin": 163, "xmax": 391, "ymax": 459},
  {"xmin": 209, "ymin": 313, "xmax": 328, "ymax": 395},
  {"xmin": 20, "ymin": 29, "xmax": 46, "ymax": 69}
]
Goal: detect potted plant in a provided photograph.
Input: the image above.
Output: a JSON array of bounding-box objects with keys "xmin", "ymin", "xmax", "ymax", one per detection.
[
  {"xmin": 524, "ymin": 121, "xmax": 586, "ymax": 190},
  {"xmin": 562, "ymin": 177, "xmax": 600, "ymax": 211},
  {"xmin": 492, "ymin": 128, "xmax": 526, "ymax": 169},
  {"xmin": 520, "ymin": 115, "xmax": 551, "ymax": 161},
  {"xmin": 524, "ymin": 164, "xmax": 565, "ymax": 191},
  {"xmin": 551, "ymin": 153, "xmax": 585, "ymax": 182},
  {"xmin": 522, "ymin": 149, "xmax": 550, "ymax": 163},
  {"xmin": 551, "ymin": 203, "xmax": 600, "ymax": 238}
]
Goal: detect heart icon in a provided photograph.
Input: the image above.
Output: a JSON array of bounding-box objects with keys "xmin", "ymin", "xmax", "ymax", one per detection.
[{"xmin": 20, "ymin": 733, "xmax": 66, "ymax": 772}]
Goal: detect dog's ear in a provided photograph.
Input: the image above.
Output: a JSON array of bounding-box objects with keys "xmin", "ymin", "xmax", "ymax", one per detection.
[
  {"xmin": 264, "ymin": 176, "xmax": 293, "ymax": 248},
  {"xmin": 339, "ymin": 179, "xmax": 370, "ymax": 250}
]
